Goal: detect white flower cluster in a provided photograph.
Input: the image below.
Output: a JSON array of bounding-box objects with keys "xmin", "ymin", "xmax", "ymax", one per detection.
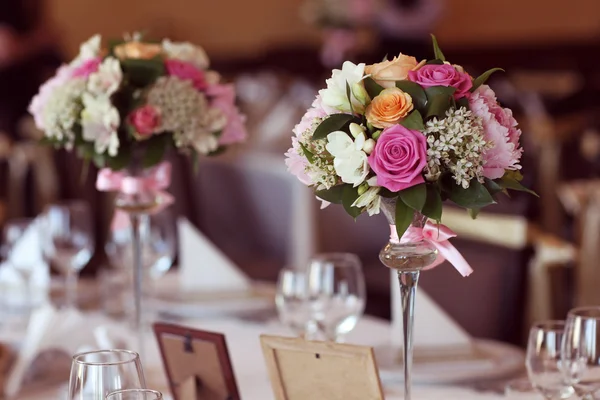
[
  {"xmin": 295, "ymin": 118, "xmax": 339, "ymax": 190},
  {"xmin": 147, "ymin": 76, "xmax": 226, "ymax": 155},
  {"xmin": 424, "ymin": 107, "xmax": 491, "ymax": 189},
  {"xmin": 42, "ymin": 79, "xmax": 86, "ymax": 143}
]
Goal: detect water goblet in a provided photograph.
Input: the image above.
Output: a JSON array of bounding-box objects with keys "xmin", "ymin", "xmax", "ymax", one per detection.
[
  {"xmin": 307, "ymin": 253, "xmax": 366, "ymax": 342},
  {"xmin": 2, "ymin": 218, "xmax": 37, "ymax": 309},
  {"xmin": 105, "ymin": 389, "xmax": 163, "ymax": 400},
  {"xmin": 275, "ymin": 268, "xmax": 316, "ymax": 339}
]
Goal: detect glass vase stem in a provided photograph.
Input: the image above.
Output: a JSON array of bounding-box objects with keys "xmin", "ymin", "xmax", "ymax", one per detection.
[
  {"xmin": 398, "ymin": 270, "xmax": 420, "ymax": 400},
  {"xmin": 129, "ymin": 213, "xmax": 144, "ymax": 360}
]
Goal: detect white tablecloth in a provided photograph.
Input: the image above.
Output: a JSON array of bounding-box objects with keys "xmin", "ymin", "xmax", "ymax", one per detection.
[{"xmin": 10, "ymin": 315, "xmax": 527, "ymax": 400}]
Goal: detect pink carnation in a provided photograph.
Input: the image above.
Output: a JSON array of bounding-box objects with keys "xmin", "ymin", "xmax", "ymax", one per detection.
[
  {"xmin": 206, "ymin": 83, "xmax": 247, "ymax": 145},
  {"xmin": 28, "ymin": 65, "xmax": 75, "ymax": 130},
  {"xmin": 469, "ymin": 85, "xmax": 522, "ymax": 179},
  {"xmin": 408, "ymin": 64, "xmax": 472, "ymax": 99},
  {"xmin": 165, "ymin": 59, "xmax": 208, "ymax": 91},
  {"xmin": 71, "ymin": 57, "xmax": 101, "ymax": 78}
]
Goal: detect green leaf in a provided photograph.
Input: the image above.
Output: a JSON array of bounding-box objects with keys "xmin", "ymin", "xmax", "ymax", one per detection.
[
  {"xmin": 208, "ymin": 146, "xmax": 226, "ymax": 156},
  {"xmin": 468, "ymin": 208, "xmax": 480, "ymax": 219},
  {"xmin": 395, "ymin": 197, "xmax": 413, "ymax": 239},
  {"xmin": 121, "ymin": 58, "xmax": 165, "ymax": 87},
  {"xmin": 498, "ymin": 176, "xmax": 539, "ymax": 197},
  {"xmin": 484, "ymin": 178, "xmax": 504, "ymax": 196},
  {"xmin": 456, "ymin": 97, "xmax": 470, "ymax": 110},
  {"xmin": 426, "ymin": 95, "xmax": 453, "ymax": 119},
  {"xmin": 364, "ymin": 77, "xmax": 384, "ymax": 99},
  {"xmin": 504, "ymin": 170, "xmax": 524, "ymax": 182},
  {"xmin": 105, "ymin": 149, "xmax": 131, "ymax": 171},
  {"xmin": 426, "ymin": 59, "xmax": 444, "ymax": 65},
  {"xmin": 379, "ymin": 187, "xmax": 398, "ymax": 198},
  {"xmin": 342, "ymin": 185, "xmax": 363, "ymax": 218},
  {"xmin": 431, "ymin": 34, "xmax": 446, "ymax": 62},
  {"xmin": 422, "ymin": 185, "xmax": 442, "ymax": 221},
  {"xmin": 399, "ymin": 110, "xmax": 425, "ymax": 131},
  {"xmin": 425, "ymin": 86, "xmax": 457, "ymax": 98},
  {"xmin": 142, "ymin": 135, "xmax": 169, "ymax": 168},
  {"xmin": 312, "ymin": 114, "xmax": 357, "ymax": 140},
  {"xmin": 316, "ymin": 185, "xmax": 345, "ymax": 204},
  {"xmin": 399, "ymin": 183, "xmax": 426, "ymax": 211},
  {"xmin": 299, "ymin": 142, "xmax": 315, "ymax": 164},
  {"xmin": 346, "ymin": 81, "xmax": 354, "ymax": 114},
  {"xmin": 471, "ymin": 68, "xmax": 504, "ymax": 92},
  {"xmin": 448, "ymin": 180, "xmax": 496, "ymax": 209},
  {"xmin": 395, "ymin": 81, "xmax": 427, "ymax": 110}
]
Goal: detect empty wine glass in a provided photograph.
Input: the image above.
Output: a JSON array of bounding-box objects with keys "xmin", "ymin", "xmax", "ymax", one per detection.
[
  {"xmin": 41, "ymin": 200, "xmax": 94, "ymax": 309},
  {"xmin": 561, "ymin": 307, "xmax": 600, "ymax": 398},
  {"xmin": 307, "ymin": 253, "xmax": 366, "ymax": 342},
  {"xmin": 68, "ymin": 349, "xmax": 146, "ymax": 400},
  {"xmin": 276, "ymin": 268, "xmax": 316, "ymax": 339},
  {"xmin": 505, "ymin": 378, "xmax": 538, "ymax": 398},
  {"xmin": 105, "ymin": 389, "xmax": 163, "ymax": 400},
  {"xmin": 2, "ymin": 218, "xmax": 37, "ymax": 309},
  {"xmin": 526, "ymin": 321, "xmax": 574, "ymax": 399}
]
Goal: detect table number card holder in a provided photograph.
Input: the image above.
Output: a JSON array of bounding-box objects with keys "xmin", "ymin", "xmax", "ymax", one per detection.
[
  {"xmin": 153, "ymin": 323, "xmax": 240, "ymax": 400},
  {"xmin": 260, "ymin": 335, "xmax": 384, "ymax": 400}
]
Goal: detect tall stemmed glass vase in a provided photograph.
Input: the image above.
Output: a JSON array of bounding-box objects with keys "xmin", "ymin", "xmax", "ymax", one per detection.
[{"xmin": 379, "ymin": 198, "xmax": 437, "ymax": 400}]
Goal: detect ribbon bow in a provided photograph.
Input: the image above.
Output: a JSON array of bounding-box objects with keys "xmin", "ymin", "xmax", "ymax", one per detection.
[
  {"xmin": 391, "ymin": 221, "xmax": 473, "ymax": 277},
  {"xmin": 96, "ymin": 161, "xmax": 174, "ymax": 231}
]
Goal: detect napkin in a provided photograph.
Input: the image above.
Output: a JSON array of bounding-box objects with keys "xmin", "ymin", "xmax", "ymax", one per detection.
[
  {"xmin": 2, "ymin": 305, "xmax": 132, "ymax": 398},
  {"xmin": 177, "ymin": 218, "xmax": 250, "ymax": 292}
]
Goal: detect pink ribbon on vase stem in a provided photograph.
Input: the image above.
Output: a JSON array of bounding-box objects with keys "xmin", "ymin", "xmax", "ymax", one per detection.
[
  {"xmin": 390, "ymin": 221, "xmax": 474, "ymax": 277},
  {"xmin": 96, "ymin": 161, "xmax": 174, "ymax": 231}
]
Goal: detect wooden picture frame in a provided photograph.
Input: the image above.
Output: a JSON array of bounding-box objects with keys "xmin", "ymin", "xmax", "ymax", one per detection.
[
  {"xmin": 260, "ymin": 335, "xmax": 384, "ymax": 400},
  {"xmin": 153, "ymin": 323, "xmax": 241, "ymax": 400}
]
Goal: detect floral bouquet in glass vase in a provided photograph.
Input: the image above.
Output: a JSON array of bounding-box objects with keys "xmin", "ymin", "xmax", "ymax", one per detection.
[
  {"xmin": 29, "ymin": 33, "xmax": 247, "ymax": 343},
  {"xmin": 285, "ymin": 35, "xmax": 534, "ymax": 399}
]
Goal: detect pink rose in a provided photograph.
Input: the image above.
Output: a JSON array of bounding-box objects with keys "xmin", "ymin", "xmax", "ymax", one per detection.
[
  {"xmin": 206, "ymin": 83, "xmax": 247, "ymax": 145},
  {"xmin": 129, "ymin": 105, "xmax": 161, "ymax": 136},
  {"xmin": 368, "ymin": 125, "xmax": 427, "ymax": 192},
  {"xmin": 469, "ymin": 85, "xmax": 522, "ymax": 179},
  {"xmin": 408, "ymin": 64, "xmax": 472, "ymax": 99},
  {"xmin": 71, "ymin": 57, "xmax": 101, "ymax": 78},
  {"xmin": 165, "ymin": 59, "xmax": 207, "ymax": 91}
]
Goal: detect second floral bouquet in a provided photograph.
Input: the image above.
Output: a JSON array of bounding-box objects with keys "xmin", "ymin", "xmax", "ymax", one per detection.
[{"xmin": 286, "ymin": 36, "xmax": 534, "ymax": 239}]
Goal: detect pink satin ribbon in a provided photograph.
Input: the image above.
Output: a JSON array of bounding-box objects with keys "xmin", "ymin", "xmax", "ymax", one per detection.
[
  {"xmin": 96, "ymin": 161, "xmax": 174, "ymax": 230},
  {"xmin": 390, "ymin": 222, "xmax": 474, "ymax": 277}
]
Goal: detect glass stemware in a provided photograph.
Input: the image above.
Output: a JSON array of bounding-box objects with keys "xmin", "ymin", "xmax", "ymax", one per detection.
[
  {"xmin": 307, "ymin": 253, "xmax": 366, "ymax": 342},
  {"xmin": 105, "ymin": 389, "xmax": 163, "ymax": 400},
  {"xmin": 2, "ymin": 218, "xmax": 37, "ymax": 309},
  {"xmin": 526, "ymin": 321, "xmax": 574, "ymax": 399},
  {"xmin": 41, "ymin": 200, "xmax": 94, "ymax": 309},
  {"xmin": 275, "ymin": 268, "xmax": 316, "ymax": 339},
  {"xmin": 68, "ymin": 349, "xmax": 146, "ymax": 400},
  {"xmin": 562, "ymin": 307, "xmax": 600, "ymax": 399}
]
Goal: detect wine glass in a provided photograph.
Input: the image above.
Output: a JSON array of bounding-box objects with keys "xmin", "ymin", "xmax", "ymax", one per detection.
[
  {"xmin": 275, "ymin": 268, "xmax": 316, "ymax": 339},
  {"xmin": 526, "ymin": 321, "xmax": 574, "ymax": 399},
  {"xmin": 2, "ymin": 218, "xmax": 37, "ymax": 310},
  {"xmin": 105, "ymin": 389, "xmax": 163, "ymax": 400},
  {"xmin": 561, "ymin": 307, "xmax": 600, "ymax": 398},
  {"xmin": 505, "ymin": 378, "xmax": 538, "ymax": 398},
  {"xmin": 41, "ymin": 200, "xmax": 94, "ymax": 309},
  {"xmin": 68, "ymin": 349, "xmax": 146, "ymax": 400},
  {"xmin": 307, "ymin": 253, "xmax": 366, "ymax": 342}
]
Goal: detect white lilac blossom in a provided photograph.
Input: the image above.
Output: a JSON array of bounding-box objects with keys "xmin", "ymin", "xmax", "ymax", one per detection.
[
  {"xmin": 81, "ymin": 93, "xmax": 120, "ymax": 156},
  {"xmin": 41, "ymin": 79, "xmax": 86, "ymax": 143},
  {"xmin": 423, "ymin": 107, "xmax": 491, "ymax": 188},
  {"xmin": 319, "ymin": 61, "xmax": 368, "ymax": 113},
  {"xmin": 326, "ymin": 131, "xmax": 370, "ymax": 186}
]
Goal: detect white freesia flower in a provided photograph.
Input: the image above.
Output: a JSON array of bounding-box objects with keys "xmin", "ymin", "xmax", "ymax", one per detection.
[
  {"xmin": 81, "ymin": 94, "xmax": 120, "ymax": 156},
  {"xmin": 88, "ymin": 57, "xmax": 123, "ymax": 96},
  {"xmin": 71, "ymin": 34, "xmax": 102, "ymax": 66},
  {"xmin": 326, "ymin": 131, "xmax": 369, "ymax": 186},
  {"xmin": 162, "ymin": 39, "xmax": 210, "ymax": 69},
  {"xmin": 319, "ymin": 61, "xmax": 367, "ymax": 113},
  {"xmin": 352, "ymin": 186, "xmax": 381, "ymax": 216}
]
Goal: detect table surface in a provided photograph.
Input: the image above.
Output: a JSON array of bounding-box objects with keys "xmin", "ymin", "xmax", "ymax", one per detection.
[{"xmin": 3, "ymin": 310, "xmax": 536, "ymax": 400}]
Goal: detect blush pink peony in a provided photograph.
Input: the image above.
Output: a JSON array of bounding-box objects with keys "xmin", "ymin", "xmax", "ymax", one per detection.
[
  {"xmin": 368, "ymin": 125, "xmax": 427, "ymax": 192},
  {"xmin": 408, "ymin": 64, "xmax": 472, "ymax": 99},
  {"xmin": 28, "ymin": 65, "xmax": 75, "ymax": 130},
  {"xmin": 165, "ymin": 59, "xmax": 208, "ymax": 91},
  {"xmin": 285, "ymin": 138, "xmax": 312, "ymax": 185},
  {"xmin": 129, "ymin": 105, "xmax": 161, "ymax": 136},
  {"xmin": 293, "ymin": 95, "xmax": 330, "ymax": 137},
  {"xmin": 469, "ymin": 85, "xmax": 522, "ymax": 179},
  {"xmin": 206, "ymin": 83, "xmax": 247, "ymax": 145}
]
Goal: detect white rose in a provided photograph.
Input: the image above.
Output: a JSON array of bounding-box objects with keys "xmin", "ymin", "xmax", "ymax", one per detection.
[
  {"xmin": 352, "ymin": 186, "xmax": 381, "ymax": 216},
  {"xmin": 162, "ymin": 39, "xmax": 210, "ymax": 69},
  {"xmin": 319, "ymin": 61, "xmax": 367, "ymax": 113},
  {"xmin": 81, "ymin": 94, "xmax": 120, "ymax": 156},
  {"xmin": 88, "ymin": 57, "xmax": 123, "ymax": 96},
  {"xmin": 326, "ymin": 131, "xmax": 369, "ymax": 186}
]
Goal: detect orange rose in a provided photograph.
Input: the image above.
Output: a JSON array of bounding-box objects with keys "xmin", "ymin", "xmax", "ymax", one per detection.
[
  {"xmin": 365, "ymin": 54, "xmax": 420, "ymax": 88},
  {"xmin": 114, "ymin": 42, "xmax": 162, "ymax": 60},
  {"xmin": 366, "ymin": 87, "xmax": 413, "ymax": 129}
]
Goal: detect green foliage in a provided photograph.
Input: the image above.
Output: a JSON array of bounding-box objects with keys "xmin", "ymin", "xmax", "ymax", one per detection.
[
  {"xmin": 346, "ymin": 81, "xmax": 354, "ymax": 114},
  {"xmin": 456, "ymin": 97, "xmax": 470, "ymax": 110},
  {"xmin": 396, "ymin": 81, "xmax": 427, "ymax": 111},
  {"xmin": 105, "ymin": 149, "xmax": 131, "ymax": 171},
  {"xmin": 316, "ymin": 185, "xmax": 345, "ymax": 204},
  {"xmin": 498, "ymin": 173, "xmax": 539, "ymax": 197},
  {"xmin": 342, "ymin": 185, "xmax": 363, "ymax": 218},
  {"xmin": 312, "ymin": 114, "xmax": 358, "ymax": 140},
  {"xmin": 399, "ymin": 183, "xmax": 426, "ymax": 211},
  {"xmin": 424, "ymin": 86, "xmax": 456, "ymax": 119},
  {"xmin": 471, "ymin": 68, "xmax": 504, "ymax": 92},
  {"xmin": 422, "ymin": 185, "xmax": 443, "ymax": 221},
  {"xmin": 483, "ymin": 178, "xmax": 504, "ymax": 196},
  {"xmin": 364, "ymin": 77, "xmax": 384, "ymax": 99},
  {"xmin": 448, "ymin": 180, "xmax": 496, "ymax": 209},
  {"xmin": 431, "ymin": 34, "xmax": 446, "ymax": 62},
  {"xmin": 468, "ymin": 208, "xmax": 480, "ymax": 219},
  {"xmin": 142, "ymin": 135, "xmax": 170, "ymax": 168},
  {"xmin": 121, "ymin": 57, "xmax": 165, "ymax": 88},
  {"xmin": 399, "ymin": 110, "xmax": 425, "ymax": 131},
  {"xmin": 299, "ymin": 142, "xmax": 315, "ymax": 164},
  {"xmin": 395, "ymin": 197, "xmax": 413, "ymax": 240}
]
